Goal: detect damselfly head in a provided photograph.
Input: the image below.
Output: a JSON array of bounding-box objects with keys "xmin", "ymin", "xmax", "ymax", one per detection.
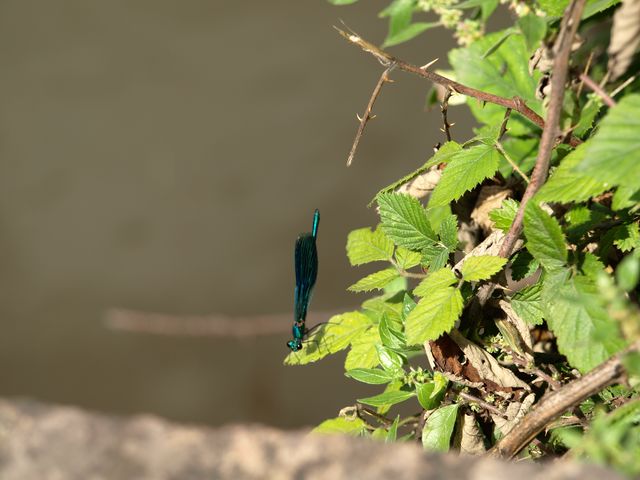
[{"xmin": 287, "ymin": 339, "xmax": 303, "ymax": 352}]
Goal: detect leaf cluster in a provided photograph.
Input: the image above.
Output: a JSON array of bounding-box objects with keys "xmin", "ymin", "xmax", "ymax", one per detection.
[{"xmin": 289, "ymin": 0, "xmax": 640, "ymax": 473}]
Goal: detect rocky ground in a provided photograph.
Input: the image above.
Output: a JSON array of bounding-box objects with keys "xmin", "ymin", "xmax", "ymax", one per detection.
[{"xmin": 0, "ymin": 398, "xmax": 622, "ymax": 480}]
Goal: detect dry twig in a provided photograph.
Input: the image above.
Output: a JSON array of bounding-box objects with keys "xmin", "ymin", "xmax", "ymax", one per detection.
[
  {"xmin": 336, "ymin": 27, "xmax": 582, "ymax": 149},
  {"xmin": 579, "ymin": 72, "xmax": 617, "ymax": 107},
  {"xmin": 347, "ymin": 64, "xmax": 396, "ymax": 166}
]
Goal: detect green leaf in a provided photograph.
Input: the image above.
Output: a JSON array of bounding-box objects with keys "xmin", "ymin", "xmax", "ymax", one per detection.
[
  {"xmin": 422, "ymin": 404, "xmax": 460, "ymax": 451},
  {"xmin": 511, "ymin": 283, "xmax": 544, "ymax": 325},
  {"xmin": 536, "ymin": 143, "xmax": 609, "ymax": 203},
  {"xmin": 413, "ymin": 268, "xmax": 457, "ymax": 296},
  {"xmin": 582, "ymin": 0, "xmax": 621, "ymax": 19},
  {"xmin": 345, "ymin": 326, "xmax": 382, "ymax": 370},
  {"xmin": 379, "ymin": 313, "xmax": 406, "ymax": 349},
  {"xmin": 421, "ymin": 243, "xmax": 450, "ymax": 270},
  {"xmin": 416, "ymin": 377, "xmax": 447, "ymax": 410},
  {"xmin": 313, "ymin": 417, "xmax": 367, "ymax": 435},
  {"xmin": 378, "ymin": 193, "xmax": 437, "ymax": 250},
  {"xmin": 407, "ymin": 269, "xmax": 463, "ymax": 344},
  {"xmin": 510, "ymin": 250, "xmax": 540, "ymax": 280},
  {"xmin": 612, "ymin": 185, "xmax": 640, "ymax": 210},
  {"xmin": 613, "ymin": 223, "xmax": 640, "ymax": 253},
  {"xmin": 386, "ymin": 416, "xmax": 400, "ymax": 443},
  {"xmin": 346, "ymin": 227, "xmax": 395, "ymax": 266},
  {"xmin": 460, "ymin": 255, "xmax": 507, "ymax": 282},
  {"xmin": 284, "ymin": 311, "xmax": 372, "ymax": 365},
  {"xmin": 429, "ymin": 145, "xmax": 501, "ymax": 207},
  {"xmin": 489, "ymin": 198, "xmax": 519, "ymax": 232},
  {"xmin": 617, "ymin": 254, "xmax": 640, "ymax": 292},
  {"xmin": 544, "ymin": 274, "xmax": 627, "ymax": 373},
  {"xmin": 395, "ymin": 247, "xmax": 422, "ymax": 270},
  {"xmin": 438, "ymin": 214, "xmax": 459, "ymax": 251},
  {"xmin": 358, "ymin": 389, "xmax": 416, "ymax": 407},
  {"xmin": 574, "ymin": 95, "xmax": 602, "ymax": 137},
  {"xmin": 449, "ymin": 32, "xmax": 541, "ymax": 135},
  {"xmin": 345, "ymin": 368, "xmax": 396, "ymax": 385},
  {"xmin": 383, "ymin": 22, "xmax": 441, "ymax": 47},
  {"xmin": 577, "ymin": 94, "xmax": 640, "ymax": 189},
  {"xmin": 482, "ymin": 29, "xmax": 516, "ymax": 59},
  {"xmin": 518, "ymin": 14, "xmax": 546, "ymax": 53},
  {"xmin": 402, "ymin": 293, "xmax": 417, "ymax": 321},
  {"xmin": 373, "ymin": 142, "xmax": 462, "ymax": 203},
  {"xmin": 348, "ymin": 268, "xmax": 400, "ymax": 292},
  {"xmin": 377, "ymin": 344, "xmax": 405, "ymax": 372},
  {"xmin": 524, "ymin": 202, "xmax": 568, "ymax": 271},
  {"xmin": 537, "ymin": 0, "xmax": 568, "ymax": 16}
]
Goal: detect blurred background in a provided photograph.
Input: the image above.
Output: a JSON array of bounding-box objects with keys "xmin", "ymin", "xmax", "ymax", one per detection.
[{"xmin": 0, "ymin": 0, "xmax": 476, "ymax": 428}]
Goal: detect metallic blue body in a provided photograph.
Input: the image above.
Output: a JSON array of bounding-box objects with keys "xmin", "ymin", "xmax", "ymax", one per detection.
[{"xmin": 287, "ymin": 210, "xmax": 319, "ymax": 352}]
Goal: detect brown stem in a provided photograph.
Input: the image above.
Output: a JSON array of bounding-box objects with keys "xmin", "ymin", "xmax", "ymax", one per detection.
[
  {"xmin": 491, "ymin": 340, "xmax": 638, "ymax": 459},
  {"xmin": 347, "ymin": 64, "xmax": 395, "ymax": 166},
  {"xmin": 336, "ymin": 27, "xmax": 582, "ymax": 149},
  {"xmin": 441, "ymin": 88, "xmax": 453, "ymax": 142},
  {"xmin": 497, "ymin": 0, "xmax": 587, "ymax": 260},
  {"xmin": 458, "ymin": 391, "xmax": 508, "ymax": 419},
  {"xmin": 579, "ymin": 72, "xmax": 617, "ymax": 108}
]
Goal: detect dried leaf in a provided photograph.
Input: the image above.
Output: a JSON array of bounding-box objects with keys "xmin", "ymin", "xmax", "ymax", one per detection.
[
  {"xmin": 449, "ymin": 330, "xmax": 530, "ymax": 394},
  {"xmin": 457, "ymin": 413, "xmax": 487, "ymax": 455},
  {"xmin": 498, "ymin": 299, "xmax": 534, "ymax": 361},
  {"xmin": 471, "ymin": 186, "xmax": 512, "ymax": 234},
  {"xmin": 608, "ymin": 0, "xmax": 640, "ymax": 81},
  {"xmin": 491, "ymin": 393, "xmax": 536, "ymax": 436},
  {"xmin": 396, "ymin": 166, "xmax": 442, "ymax": 200}
]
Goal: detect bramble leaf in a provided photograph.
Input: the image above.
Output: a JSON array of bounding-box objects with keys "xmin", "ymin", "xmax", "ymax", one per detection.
[
  {"xmin": 348, "ymin": 268, "xmax": 400, "ymax": 292},
  {"xmin": 524, "ymin": 202, "xmax": 568, "ymax": 271},
  {"xmin": 345, "ymin": 368, "xmax": 396, "ymax": 385},
  {"xmin": 422, "ymin": 404, "xmax": 460, "ymax": 451},
  {"xmin": 346, "ymin": 227, "xmax": 395, "ymax": 266},
  {"xmin": 395, "ymin": 247, "xmax": 422, "ymax": 270},
  {"xmin": 460, "ymin": 255, "xmax": 507, "ymax": 281},
  {"xmin": 536, "ymin": 143, "xmax": 609, "ymax": 203},
  {"xmin": 429, "ymin": 144, "xmax": 501, "ymax": 207},
  {"xmin": 284, "ymin": 311, "xmax": 372, "ymax": 365},
  {"xmin": 577, "ymin": 94, "xmax": 640, "ymax": 189},
  {"xmin": 313, "ymin": 417, "xmax": 367, "ymax": 435},
  {"xmin": 511, "ymin": 283, "xmax": 544, "ymax": 325},
  {"xmin": 378, "ymin": 193, "xmax": 437, "ymax": 250},
  {"xmin": 489, "ymin": 198, "xmax": 519, "ymax": 232},
  {"xmin": 345, "ymin": 326, "xmax": 382, "ymax": 370},
  {"xmin": 407, "ymin": 269, "xmax": 463, "ymax": 344},
  {"xmin": 544, "ymin": 274, "xmax": 627, "ymax": 373},
  {"xmin": 358, "ymin": 389, "xmax": 416, "ymax": 407}
]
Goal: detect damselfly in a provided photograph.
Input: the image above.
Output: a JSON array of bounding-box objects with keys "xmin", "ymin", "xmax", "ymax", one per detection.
[{"xmin": 287, "ymin": 209, "xmax": 319, "ymax": 351}]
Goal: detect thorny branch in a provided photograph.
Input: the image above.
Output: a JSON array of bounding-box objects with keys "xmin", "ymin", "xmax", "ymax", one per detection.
[
  {"xmin": 336, "ymin": 27, "xmax": 582, "ymax": 150},
  {"xmin": 347, "ymin": 64, "xmax": 396, "ymax": 166},
  {"xmin": 440, "ymin": 88, "xmax": 454, "ymax": 142}
]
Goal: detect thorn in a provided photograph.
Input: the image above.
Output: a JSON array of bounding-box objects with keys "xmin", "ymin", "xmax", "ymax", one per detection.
[
  {"xmin": 356, "ymin": 113, "xmax": 363, "ymax": 121},
  {"xmin": 370, "ymin": 114, "xmax": 377, "ymax": 120},
  {"xmin": 450, "ymin": 122, "xmax": 456, "ymax": 127},
  {"xmin": 440, "ymin": 128, "xmax": 445, "ymax": 133},
  {"xmin": 421, "ymin": 58, "xmax": 439, "ymax": 69}
]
